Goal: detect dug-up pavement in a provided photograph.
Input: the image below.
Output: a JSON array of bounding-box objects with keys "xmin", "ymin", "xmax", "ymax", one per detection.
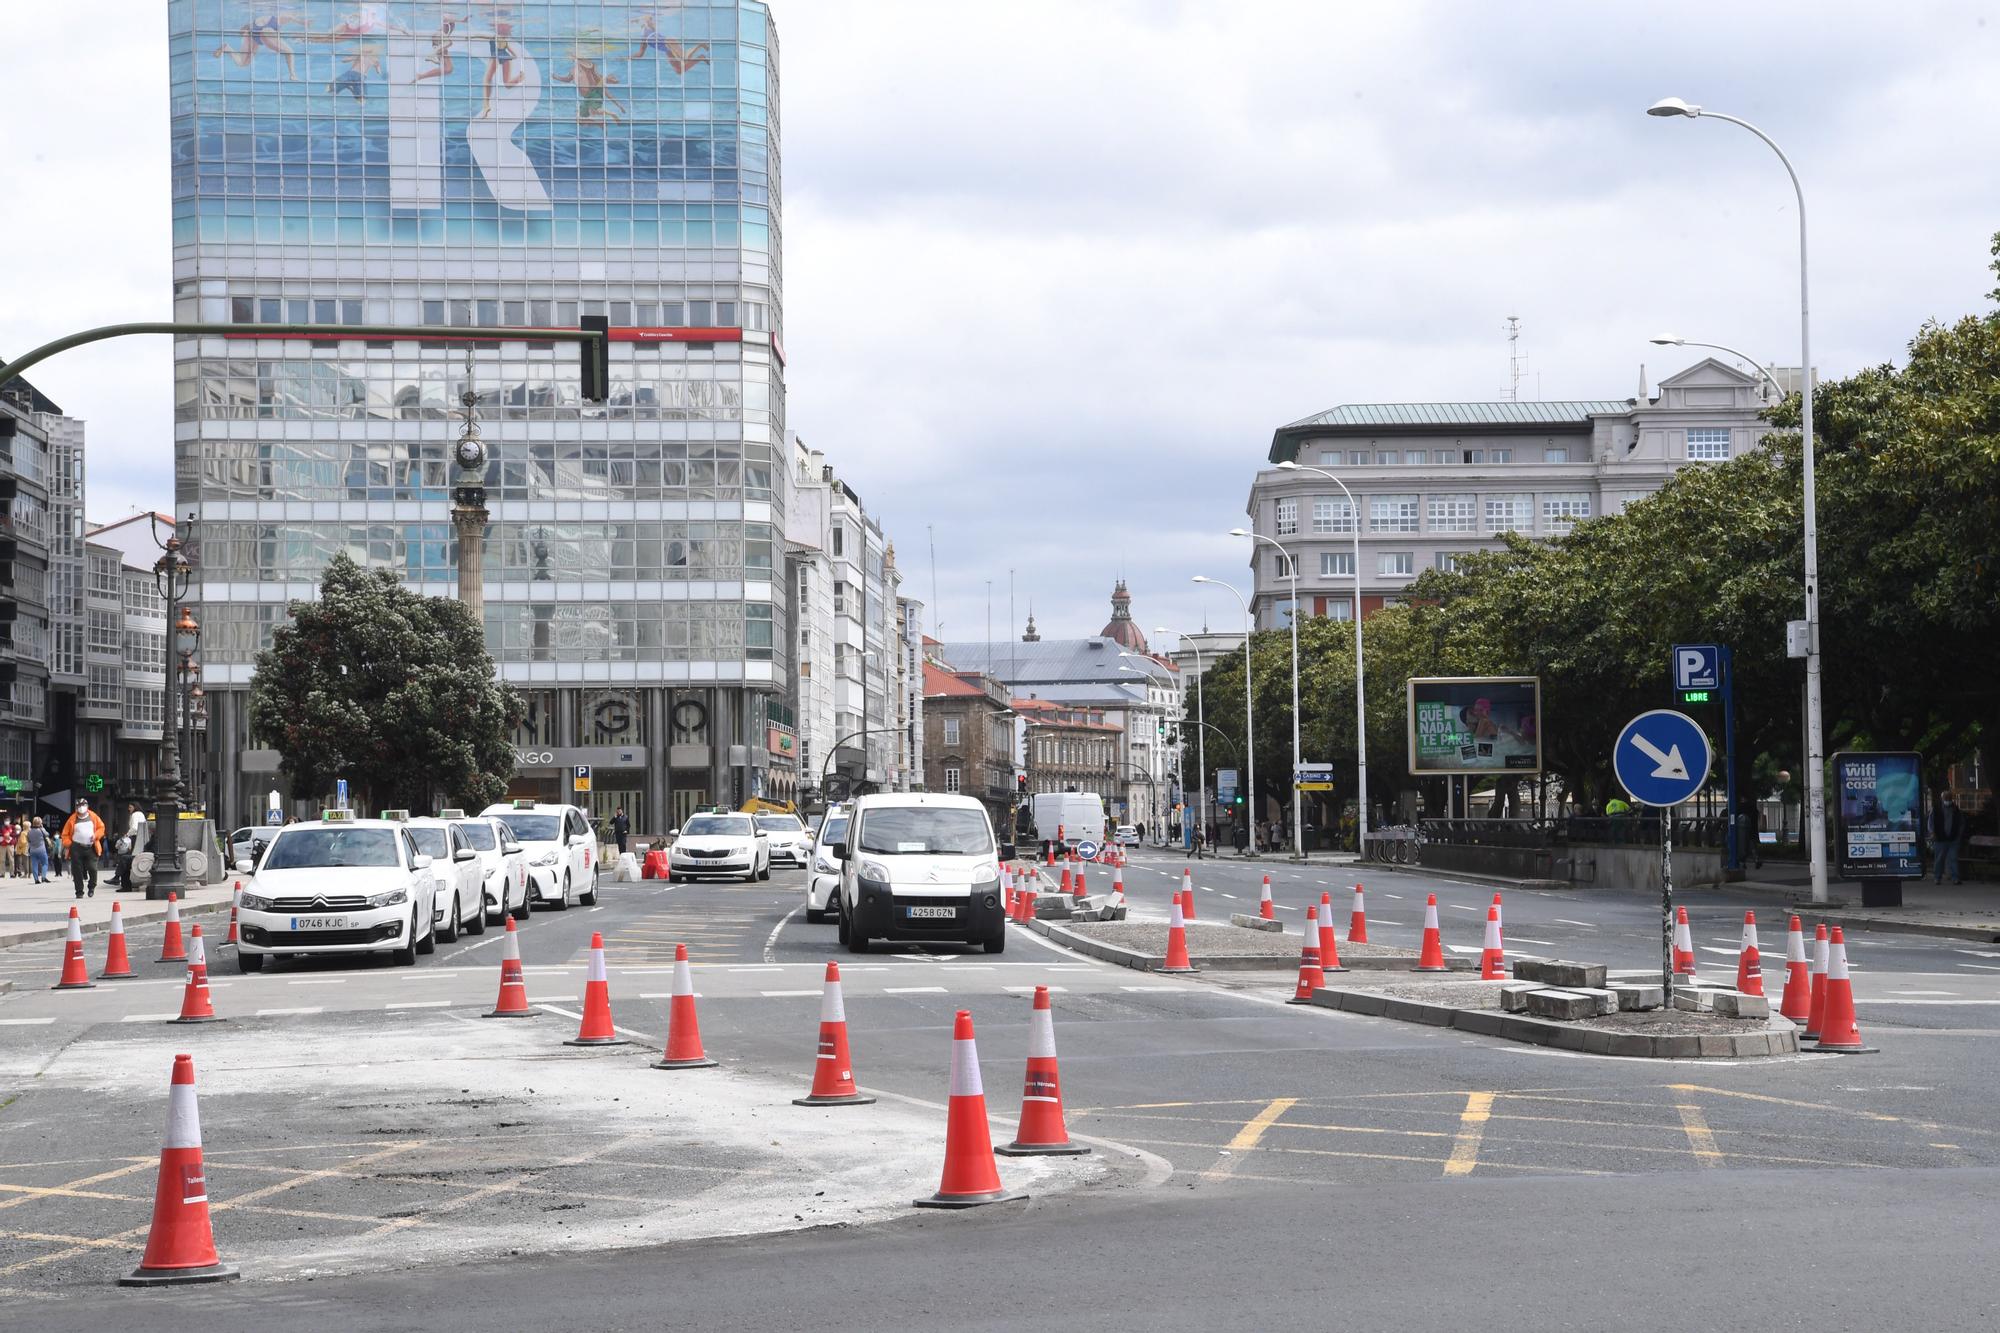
[{"xmin": 0, "ymin": 1010, "xmax": 1099, "ymax": 1291}]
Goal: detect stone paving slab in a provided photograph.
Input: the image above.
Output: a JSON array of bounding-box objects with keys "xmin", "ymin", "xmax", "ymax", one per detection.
[
  {"xmin": 1307, "ymin": 984, "xmax": 1799, "ymax": 1058},
  {"xmin": 1023, "ymin": 916, "xmax": 1472, "ymax": 973}
]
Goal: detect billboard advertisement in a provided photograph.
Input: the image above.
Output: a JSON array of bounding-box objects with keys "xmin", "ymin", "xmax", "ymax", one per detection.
[
  {"xmin": 1406, "ymin": 678, "xmax": 1542, "ymax": 775},
  {"xmin": 1833, "ymin": 751, "xmax": 1924, "ymax": 880}
]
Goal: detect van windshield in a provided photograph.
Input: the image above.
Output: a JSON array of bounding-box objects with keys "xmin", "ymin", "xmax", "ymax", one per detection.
[{"xmin": 857, "ymin": 807, "xmax": 992, "ymax": 856}]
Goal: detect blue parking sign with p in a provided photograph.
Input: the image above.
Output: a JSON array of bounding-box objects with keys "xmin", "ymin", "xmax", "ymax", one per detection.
[{"xmin": 1672, "ymin": 644, "xmax": 1721, "ymax": 692}]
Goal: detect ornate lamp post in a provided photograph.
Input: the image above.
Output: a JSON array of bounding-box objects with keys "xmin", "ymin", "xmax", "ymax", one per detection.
[
  {"xmin": 175, "ymin": 608, "xmax": 203, "ymax": 814},
  {"xmin": 148, "ymin": 515, "xmax": 196, "ymax": 900},
  {"xmin": 452, "ymin": 346, "xmax": 490, "ymax": 623}
]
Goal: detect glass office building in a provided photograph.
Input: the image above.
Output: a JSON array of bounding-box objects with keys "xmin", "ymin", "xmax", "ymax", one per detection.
[{"xmin": 169, "ymin": 0, "xmax": 786, "ymax": 833}]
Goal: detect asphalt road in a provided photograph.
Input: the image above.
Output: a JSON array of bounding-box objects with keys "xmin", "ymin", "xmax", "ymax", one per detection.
[{"xmin": 5, "ymin": 852, "xmax": 1999, "ymax": 1327}]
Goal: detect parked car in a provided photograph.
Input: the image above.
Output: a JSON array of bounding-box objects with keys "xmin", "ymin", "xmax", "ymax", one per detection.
[
  {"xmin": 232, "ymin": 812, "xmax": 439, "ymax": 972},
  {"xmin": 1114, "ymin": 824, "xmax": 1140, "ymax": 847},
  {"xmin": 756, "ymin": 812, "xmax": 813, "ymax": 868},
  {"xmin": 805, "ymin": 805, "xmax": 848, "ymax": 923},
  {"xmin": 482, "ymin": 802, "xmax": 600, "ymax": 909},
  {"xmin": 833, "ymin": 794, "xmax": 1013, "ymax": 954},
  {"xmin": 668, "ymin": 812, "xmax": 770, "ymax": 882},
  {"xmin": 445, "ymin": 811, "xmax": 529, "ymax": 924}
]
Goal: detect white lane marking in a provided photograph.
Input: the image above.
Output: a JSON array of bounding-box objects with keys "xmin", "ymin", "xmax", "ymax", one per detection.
[
  {"xmin": 1444, "ymin": 945, "xmax": 1481, "ymax": 955},
  {"xmin": 119, "ymin": 1014, "xmax": 181, "ymax": 1023},
  {"xmin": 1957, "ymin": 963, "xmax": 2000, "ymax": 971},
  {"xmin": 0, "ymin": 1017, "xmax": 56, "ymax": 1026},
  {"xmin": 1120, "ymin": 984, "xmax": 1171, "ymax": 992},
  {"xmin": 1889, "ymin": 990, "xmax": 1958, "ymax": 996},
  {"xmin": 1384, "ymin": 893, "xmax": 1405, "ymax": 900},
  {"xmin": 1507, "ymin": 936, "xmax": 1556, "ymax": 946},
  {"xmin": 1447, "ymin": 904, "xmax": 1479, "ymax": 912},
  {"xmin": 761, "ymin": 904, "xmax": 800, "ymax": 964},
  {"xmin": 523, "ymin": 967, "xmax": 576, "ymax": 975},
  {"xmin": 1004, "ymin": 985, "xmax": 1067, "ymax": 994},
  {"xmin": 1952, "ymin": 949, "xmax": 2000, "ymax": 958},
  {"xmin": 1553, "ymin": 919, "xmax": 1597, "ymax": 929},
  {"xmin": 441, "ymin": 930, "xmax": 508, "ymax": 962},
  {"xmin": 639, "ymin": 992, "xmax": 703, "ymax": 999},
  {"xmin": 1856, "ymin": 999, "xmax": 2000, "ymax": 1006},
  {"xmin": 727, "ymin": 966, "xmax": 784, "ymax": 973},
  {"xmin": 760, "ymin": 989, "xmax": 820, "ymax": 998},
  {"xmin": 1698, "ymin": 946, "xmax": 1739, "ymax": 957},
  {"xmin": 385, "ymin": 1000, "xmax": 452, "ymax": 1010},
  {"xmin": 588, "ymin": 906, "xmax": 605, "ymax": 913},
  {"xmin": 1221, "ymin": 893, "xmax": 1238, "ymax": 900},
  {"xmin": 287, "ymin": 979, "xmax": 348, "ymax": 986},
  {"xmin": 255, "ymin": 1007, "xmax": 323, "ymax": 1016},
  {"xmin": 884, "ymin": 986, "xmax": 947, "ymax": 994}
]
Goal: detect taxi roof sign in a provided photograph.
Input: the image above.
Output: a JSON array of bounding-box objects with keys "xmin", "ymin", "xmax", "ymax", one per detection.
[
  {"xmin": 439, "ymin": 808, "xmax": 466, "ymax": 819},
  {"xmin": 322, "ymin": 808, "xmax": 357, "ymax": 822},
  {"xmin": 513, "ymin": 799, "xmax": 539, "ymax": 809},
  {"xmin": 380, "ymin": 808, "xmax": 411, "ymax": 822}
]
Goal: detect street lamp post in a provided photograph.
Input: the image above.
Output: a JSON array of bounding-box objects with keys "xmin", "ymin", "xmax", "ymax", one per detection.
[
  {"xmin": 1647, "ymin": 96, "xmax": 1827, "ymax": 903},
  {"xmin": 147, "ymin": 514, "xmax": 195, "ymax": 901},
  {"xmin": 1155, "ymin": 626, "xmax": 1207, "ymax": 858},
  {"xmin": 1648, "ymin": 335, "xmax": 1786, "ymax": 402},
  {"xmin": 1275, "ymin": 461, "xmax": 1370, "ymax": 857},
  {"xmin": 1192, "ymin": 576, "xmax": 1256, "ymax": 854},
  {"xmin": 1232, "ymin": 530, "xmax": 1303, "ymax": 860}
]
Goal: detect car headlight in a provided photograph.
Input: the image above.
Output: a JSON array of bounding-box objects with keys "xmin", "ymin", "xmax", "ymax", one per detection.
[
  {"xmin": 858, "ymin": 859, "xmax": 890, "ymax": 884},
  {"xmin": 238, "ymin": 890, "xmax": 273, "ymax": 911},
  {"xmin": 533, "ymin": 851, "xmax": 559, "ymax": 866},
  {"xmin": 814, "ymin": 855, "xmax": 836, "ymax": 874},
  {"xmin": 367, "ymin": 887, "xmax": 409, "ymax": 908}
]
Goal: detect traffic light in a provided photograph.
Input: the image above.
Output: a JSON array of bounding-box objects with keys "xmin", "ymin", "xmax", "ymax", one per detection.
[
  {"xmin": 1017, "ymin": 773, "xmax": 1027, "ymax": 792},
  {"xmin": 578, "ymin": 315, "xmax": 610, "ymax": 403},
  {"xmin": 1233, "ymin": 793, "xmax": 1245, "ymax": 807}
]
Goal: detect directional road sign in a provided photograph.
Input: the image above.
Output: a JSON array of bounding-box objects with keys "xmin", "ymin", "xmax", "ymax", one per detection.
[
  {"xmin": 1613, "ymin": 710, "xmax": 1712, "ymax": 808},
  {"xmin": 1076, "ymin": 840, "xmax": 1101, "ymax": 862}
]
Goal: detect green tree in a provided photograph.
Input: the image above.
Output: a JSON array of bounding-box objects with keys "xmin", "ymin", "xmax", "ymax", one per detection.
[{"xmin": 249, "ymin": 554, "xmax": 525, "ymax": 813}]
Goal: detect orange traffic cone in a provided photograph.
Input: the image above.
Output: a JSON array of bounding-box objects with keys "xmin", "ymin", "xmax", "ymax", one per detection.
[
  {"xmin": 997, "ymin": 986, "xmax": 1088, "ymax": 1156},
  {"xmin": 1159, "ymin": 894, "xmax": 1196, "ymax": 974},
  {"xmin": 1805, "ymin": 923, "xmax": 1830, "ymax": 1040},
  {"xmin": 1778, "ymin": 915, "xmax": 1812, "ymax": 1026},
  {"xmin": 564, "ymin": 932, "xmax": 628, "ymax": 1046},
  {"xmin": 913, "ymin": 1010, "xmax": 1026, "ymax": 1208},
  {"xmin": 158, "ymin": 893, "xmax": 187, "ymax": 963},
  {"xmin": 118, "ymin": 1055, "xmax": 239, "ymax": 1287},
  {"xmin": 100, "ymin": 902, "xmax": 136, "ymax": 980},
  {"xmin": 1023, "ymin": 888, "xmax": 1039, "ymax": 922},
  {"xmin": 1672, "ymin": 906, "xmax": 1697, "ymax": 976},
  {"xmin": 225, "ymin": 883, "xmax": 241, "ymax": 946},
  {"xmin": 1059, "ymin": 865, "xmax": 1072, "ymax": 898},
  {"xmin": 1735, "ymin": 911, "xmax": 1764, "ymax": 996},
  {"xmin": 53, "ymin": 905, "xmax": 96, "ymax": 990},
  {"xmin": 1348, "ymin": 883, "xmax": 1369, "ymax": 943},
  {"xmin": 1289, "ymin": 918, "xmax": 1325, "ymax": 1004},
  {"xmin": 1415, "ymin": 894, "xmax": 1448, "ymax": 972},
  {"xmin": 654, "ymin": 943, "xmax": 718, "ymax": 1070},
  {"xmin": 1813, "ymin": 927, "xmax": 1875, "ymax": 1053},
  {"xmin": 484, "ymin": 915, "xmax": 535, "ymax": 1018},
  {"xmin": 1258, "ymin": 876, "xmax": 1275, "ymax": 920},
  {"xmin": 1180, "ymin": 869, "xmax": 1196, "ymax": 920},
  {"xmin": 795, "ymin": 961, "xmax": 874, "ymax": 1105},
  {"xmin": 1480, "ymin": 905, "xmax": 1507, "ymax": 979},
  {"xmin": 1316, "ymin": 893, "xmax": 1345, "ymax": 972},
  {"xmin": 1491, "ymin": 892, "xmax": 1504, "ymax": 929},
  {"xmin": 1072, "ymin": 867, "xmax": 1088, "ymax": 901},
  {"xmin": 174, "ymin": 926, "xmax": 221, "ymax": 1024},
  {"xmin": 1113, "ymin": 863, "xmax": 1124, "ymax": 900}
]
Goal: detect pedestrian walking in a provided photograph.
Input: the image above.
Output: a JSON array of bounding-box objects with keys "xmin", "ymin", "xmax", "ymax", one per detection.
[
  {"xmin": 26, "ymin": 818, "xmax": 51, "ymax": 883},
  {"xmin": 11, "ymin": 820, "xmax": 25, "ymax": 877},
  {"xmin": 1736, "ymin": 802, "xmax": 1764, "ymax": 870},
  {"xmin": 61, "ymin": 800, "xmax": 107, "ymax": 900},
  {"xmin": 0, "ymin": 816, "xmax": 15, "ymax": 878},
  {"xmin": 611, "ymin": 806, "xmax": 630, "ymax": 856},
  {"xmin": 1931, "ymin": 791, "xmax": 1967, "ymax": 886}
]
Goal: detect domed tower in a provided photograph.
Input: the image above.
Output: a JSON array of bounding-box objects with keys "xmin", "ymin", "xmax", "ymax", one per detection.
[{"xmin": 1099, "ymin": 580, "xmax": 1149, "ymax": 653}]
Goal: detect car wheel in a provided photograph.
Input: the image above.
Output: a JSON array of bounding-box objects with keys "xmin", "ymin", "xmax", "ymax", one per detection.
[
  {"xmin": 395, "ymin": 914, "xmax": 420, "ymax": 967},
  {"xmin": 805, "ymin": 905, "xmax": 827, "ymax": 924},
  {"xmin": 581, "ymin": 871, "xmax": 599, "ymax": 906},
  {"xmin": 416, "ymin": 913, "xmax": 437, "ymax": 954},
  {"xmin": 553, "ymin": 874, "xmax": 571, "ymax": 910},
  {"xmin": 983, "ymin": 933, "xmax": 1006, "ymax": 955},
  {"xmin": 467, "ymin": 896, "xmax": 486, "ymax": 935},
  {"xmin": 836, "ymin": 902, "xmax": 850, "ymax": 944},
  {"xmin": 437, "ymin": 899, "xmax": 459, "ymax": 944},
  {"xmin": 237, "ymin": 951, "xmax": 264, "ymax": 974},
  {"xmin": 847, "ymin": 916, "xmax": 870, "ymax": 954}
]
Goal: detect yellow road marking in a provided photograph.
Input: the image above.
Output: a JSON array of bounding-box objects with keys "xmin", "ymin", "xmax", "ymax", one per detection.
[
  {"xmin": 1443, "ymin": 1092, "xmax": 1495, "ymax": 1177},
  {"xmin": 1199, "ymin": 1097, "xmax": 1297, "ymax": 1182},
  {"xmin": 1675, "ymin": 1103, "xmax": 1723, "ymax": 1167},
  {"xmin": 0, "ymin": 1162, "xmax": 153, "ymax": 1213},
  {"xmin": 1665, "ymin": 1083, "xmax": 1906, "ymax": 1124}
]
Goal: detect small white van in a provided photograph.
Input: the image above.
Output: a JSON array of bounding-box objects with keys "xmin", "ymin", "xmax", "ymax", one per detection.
[
  {"xmin": 1030, "ymin": 791, "xmax": 1106, "ymax": 850},
  {"xmin": 832, "ymin": 794, "xmax": 1014, "ymax": 954}
]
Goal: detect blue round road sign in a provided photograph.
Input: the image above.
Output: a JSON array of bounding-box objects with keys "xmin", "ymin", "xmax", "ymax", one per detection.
[
  {"xmin": 1076, "ymin": 840, "xmax": 1101, "ymax": 861},
  {"xmin": 1613, "ymin": 710, "xmax": 1713, "ymax": 808}
]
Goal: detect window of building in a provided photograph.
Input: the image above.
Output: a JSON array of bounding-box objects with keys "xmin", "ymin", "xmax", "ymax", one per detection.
[
  {"xmin": 1316, "ymin": 449, "xmax": 1340, "ymax": 466},
  {"xmin": 1311, "ymin": 498, "xmax": 1354, "ymax": 534},
  {"xmin": 1274, "ymin": 498, "xmax": 1298, "ymax": 536},
  {"xmin": 1437, "ymin": 552, "xmax": 1471, "ymax": 573},
  {"xmin": 1490, "ymin": 448, "xmax": 1513, "ymax": 463},
  {"xmin": 1687, "ymin": 427, "xmax": 1731, "ymax": 461},
  {"xmin": 1427, "ymin": 496, "xmax": 1477, "ymax": 532},
  {"xmin": 831, "ymin": 524, "xmax": 844, "ymax": 557},
  {"xmin": 1543, "ymin": 493, "xmax": 1592, "ymax": 529},
  {"xmin": 1374, "ymin": 450, "xmax": 1401, "ymax": 465},
  {"xmin": 943, "ymin": 766, "xmax": 961, "ymax": 793},
  {"xmin": 1378, "ymin": 552, "xmax": 1414, "ymax": 576},
  {"xmin": 1543, "ymin": 446, "xmax": 1569, "ymax": 463},
  {"xmin": 1319, "ymin": 551, "xmax": 1354, "ymax": 577},
  {"xmin": 1326, "ymin": 597, "xmax": 1354, "ymax": 622},
  {"xmin": 1348, "ymin": 451, "xmax": 1369, "ymax": 466},
  {"xmin": 1404, "ymin": 451, "xmax": 1430, "ymax": 464},
  {"xmin": 943, "ymin": 716, "xmax": 960, "ymax": 746},
  {"xmin": 1369, "ymin": 494, "xmax": 1419, "ymax": 533},
  {"xmin": 1485, "ymin": 496, "xmax": 1532, "ymax": 533}
]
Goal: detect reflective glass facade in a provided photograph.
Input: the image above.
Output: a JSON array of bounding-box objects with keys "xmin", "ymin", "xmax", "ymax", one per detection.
[{"xmin": 170, "ymin": 0, "xmax": 785, "ymax": 826}]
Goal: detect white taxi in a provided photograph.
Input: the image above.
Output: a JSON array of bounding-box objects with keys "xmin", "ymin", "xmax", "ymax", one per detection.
[
  {"xmin": 444, "ymin": 811, "xmax": 530, "ymax": 924},
  {"xmin": 483, "ymin": 801, "xmax": 600, "ymax": 909},
  {"xmin": 667, "ymin": 811, "xmax": 770, "ymax": 882},
  {"xmin": 755, "ymin": 812, "xmax": 813, "ymax": 868},
  {"xmin": 232, "ymin": 811, "xmax": 439, "ymax": 972},
  {"xmin": 402, "ymin": 815, "xmax": 487, "ymax": 943},
  {"xmin": 805, "ymin": 805, "xmax": 848, "ymax": 922}
]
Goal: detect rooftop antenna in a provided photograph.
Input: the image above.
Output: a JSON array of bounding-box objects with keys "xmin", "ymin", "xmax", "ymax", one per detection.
[
  {"xmin": 1505, "ymin": 316, "xmax": 1525, "ymax": 402},
  {"xmin": 927, "ymin": 524, "xmax": 940, "ymax": 642}
]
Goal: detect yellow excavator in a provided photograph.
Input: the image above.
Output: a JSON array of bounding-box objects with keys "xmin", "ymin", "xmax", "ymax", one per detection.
[{"xmin": 738, "ymin": 796, "xmax": 798, "ymax": 817}]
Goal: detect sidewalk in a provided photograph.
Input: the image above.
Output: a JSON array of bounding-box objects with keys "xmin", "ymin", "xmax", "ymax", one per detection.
[
  {"xmin": 0, "ymin": 873, "xmax": 236, "ymax": 951},
  {"xmin": 1725, "ymin": 871, "xmax": 2000, "ymax": 943}
]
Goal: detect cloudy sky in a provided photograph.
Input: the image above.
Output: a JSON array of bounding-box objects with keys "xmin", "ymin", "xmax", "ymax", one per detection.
[{"xmin": 5, "ymin": 2, "xmax": 1997, "ymax": 654}]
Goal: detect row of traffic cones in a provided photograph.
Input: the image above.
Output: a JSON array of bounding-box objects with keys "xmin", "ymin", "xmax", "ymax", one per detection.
[
  {"xmin": 1674, "ymin": 909, "xmax": 1872, "ymax": 1053},
  {"xmin": 52, "ymin": 891, "xmax": 227, "ymax": 988},
  {"xmin": 55, "ymin": 902, "xmax": 225, "ymax": 1023}
]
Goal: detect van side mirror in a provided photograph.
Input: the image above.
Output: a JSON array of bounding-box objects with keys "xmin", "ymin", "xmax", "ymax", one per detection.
[
  {"xmin": 453, "ymin": 848, "xmax": 477, "ymax": 863},
  {"xmin": 412, "ymin": 854, "xmax": 433, "ymax": 871},
  {"xmin": 831, "ymin": 842, "xmax": 849, "ymax": 861},
  {"xmin": 234, "ymin": 857, "xmax": 254, "ymax": 874}
]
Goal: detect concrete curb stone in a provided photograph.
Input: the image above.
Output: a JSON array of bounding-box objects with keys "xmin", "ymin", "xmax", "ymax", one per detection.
[{"xmin": 1306, "ymin": 986, "xmax": 1801, "ymax": 1058}]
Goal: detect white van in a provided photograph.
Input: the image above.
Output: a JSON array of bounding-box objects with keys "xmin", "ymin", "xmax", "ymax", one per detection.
[
  {"xmin": 1030, "ymin": 791, "xmax": 1106, "ymax": 850},
  {"xmin": 833, "ymin": 794, "xmax": 1014, "ymax": 954}
]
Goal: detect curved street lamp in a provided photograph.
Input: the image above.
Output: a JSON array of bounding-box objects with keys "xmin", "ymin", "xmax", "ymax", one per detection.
[
  {"xmin": 1192, "ymin": 575, "xmax": 1257, "ymax": 854},
  {"xmin": 1647, "ymin": 334, "xmax": 1786, "ymax": 402},
  {"xmin": 1647, "ymin": 96, "xmax": 1827, "ymax": 903},
  {"xmin": 1231, "ymin": 529, "xmax": 1303, "ymax": 860},
  {"xmin": 1156, "ymin": 624, "xmax": 1209, "ymax": 857}
]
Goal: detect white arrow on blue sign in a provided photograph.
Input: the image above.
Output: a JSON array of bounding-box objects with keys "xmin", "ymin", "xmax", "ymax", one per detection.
[{"xmin": 1613, "ymin": 709, "xmax": 1713, "ymax": 808}]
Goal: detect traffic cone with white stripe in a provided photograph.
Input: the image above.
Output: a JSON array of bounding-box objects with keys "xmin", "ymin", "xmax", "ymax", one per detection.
[
  {"xmin": 1778, "ymin": 915, "xmax": 1812, "ymax": 1026},
  {"xmin": 1290, "ymin": 912, "xmax": 1325, "ymax": 1004},
  {"xmin": 53, "ymin": 905, "xmax": 96, "ymax": 990},
  {"xmin": 1059, "ymin": 865, "xmax": 1072, "ymax": 897},
  {"xmin": 1159, "ymin": 895, "xmax": 1196, "ymax": 974},
  {"xmin": 1316, "ymin": 891, "xmax": 1345, "ymax": 972},
  {"xmin": 1480, "ymin": 905, "xmax": 1507, "ymax": 979},
  {"xmin": 1735, "ymin": 911, "xmax": 1764, "ymax": 996},
  {"xmin": 174, "ymin": 926, "xmax": 220, "ymax": 1024},
  {"xmin": 484, "ymin": 914, "xmax": 535, "ymax": 1017},
  {"xmin": 1672, "ymin": 906, "xmax": 1697, "ymax": 976},
  {"xmin": 1491, "ymin": 892, "xmax": 1504, "ymax": 928},
  {"xmin": 157, "ymin": 893, "xmax": 187, "ymax": 963},
  {"xmin": 914, "ymin": 1011, "xmax": 1026, "ymax": 1207},
  {"xmin": 997, "ymin": 987, "xmax": 1088, "ymax": 1156},
  {"xmin": 225, "ymin": 883, "xmax": 242, "ymax": 946},
  {"xmin": 795, "ymin": 961, "xmax": 874, "ymax": 1105},
  {"xmin": 564, "ymin": 932, "xmax": 628, "ymax": 1046},
  {"xmin": 1073, "ymin": 867, "xmax": 1088, "ymax": 901},
  {"xmin": 1416, "ymin": 894, "xmax": 1448, "ymax": 972},
  {"xmin": 1805, "ymin": 923, "xmax": 1830, "ymax": 1041},
  {"xmin": 1257, "ymin": 876, "xmax": 1274, "ymax": 920},
  {"xmin": 1813, "ymin": 927, "xmax": 1876, "ymax": 1053},
  {"xmin": 653, "ymin": 943, "xmax": 718, "ymax": 1070},
  {"xmin": 100, "ymin": 901, "xmax": 136, "ymax": 979},
  {"xmin": 1180, "ymin": 868, "xmax": 1197, "ymax": 919},
  {"xmin": 118, "ymin": 1054, "xmax": 238, "ymax": 1287},
  {"xmin": 1348, "ymin": 883, "xmax": 1369, "ymax": 943},
  {"xmin": 1112, "ymin": 863, "xmax": 1126, "ymax": 910}
]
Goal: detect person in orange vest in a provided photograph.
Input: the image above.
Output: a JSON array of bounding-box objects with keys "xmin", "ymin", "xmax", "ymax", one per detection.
[{"xmin": 61, "ymin": 800, "xmax": 108, "ymax": 901}]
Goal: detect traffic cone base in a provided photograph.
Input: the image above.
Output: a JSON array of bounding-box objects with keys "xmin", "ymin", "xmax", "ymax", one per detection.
[{"xmin": 793, "ymin": 1089, "xmax": 875, "ymax": 1106}]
